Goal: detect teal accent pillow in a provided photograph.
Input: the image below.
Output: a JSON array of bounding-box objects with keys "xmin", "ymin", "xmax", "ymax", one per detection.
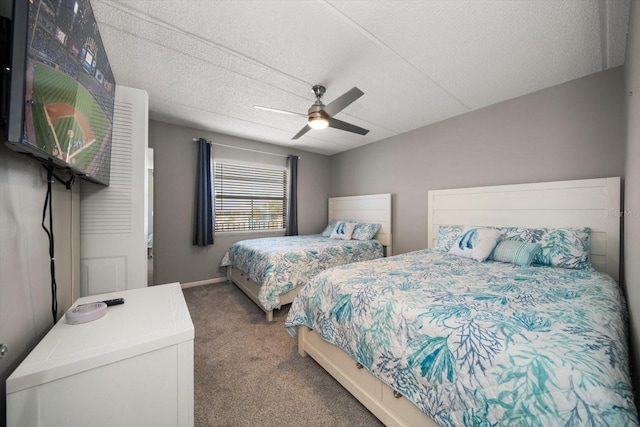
[
  {"xmin": 501, "ymin": 227, "xmax": 593, "ymax": 271},
  {"xmin": 490, "ymin": 240, "xmax": 542, "ymax": 266},
  {"xmin": 352, "ymin": 223, "xmax": 381, "ymax": 240},
  {"xmin": 321, "ymin": 220, "xmax": 338, "ymax": 237},
  {"xmin": 449, "ymin": 226, "xmax": 503, "ymax": 261},
  {"xmin": 434, "ymin": 225, "xmax": 464, "ymax": 252},
  {"xmin": 330, "ymin": 222, "xmax": 356, "ymax": 240}
]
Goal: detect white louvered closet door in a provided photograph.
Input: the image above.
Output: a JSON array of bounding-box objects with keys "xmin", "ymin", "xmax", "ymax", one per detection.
[{"xmin": 79, "ymin": 86, "xmax": 149, "ymax": 296}]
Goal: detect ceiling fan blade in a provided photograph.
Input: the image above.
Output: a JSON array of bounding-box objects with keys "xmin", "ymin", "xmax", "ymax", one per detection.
[
  {"xmin": 323, "ymin": 87, "xmax": 364, "ymax": 116},
  {"xmin": 328, "ymin": 117, "xmax": 369, "ymax": 136},
  {"xmin": 292, "ymin": 124, "xmax": 312, "ymax": 140},
  {"xmin": 253, "ymin": 105, "xmax": 307, "ymax": 118}
]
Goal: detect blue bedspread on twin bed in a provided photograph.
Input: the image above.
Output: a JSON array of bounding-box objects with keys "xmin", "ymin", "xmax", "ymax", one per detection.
[
  {"xmin": 285, "ymin": 249, "xmax": 639, "ymax": 426},
  {"xmin": 220, "ymin": 235, "xmax": 383, "ymax": 310}
]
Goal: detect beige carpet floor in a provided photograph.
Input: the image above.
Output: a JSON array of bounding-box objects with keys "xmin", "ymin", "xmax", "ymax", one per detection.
[{"xmin": 182, "ymin": 281, "xmax": 384, "ymax": 427}]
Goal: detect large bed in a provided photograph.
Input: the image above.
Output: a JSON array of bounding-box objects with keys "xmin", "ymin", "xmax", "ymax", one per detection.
[
  {"xmin": 221, "ymin": 193, "xmax": 392, "ymax": 321},
  {"xmin": 285, "ymin": 177, "xmax": 638, "ymax": 426}
]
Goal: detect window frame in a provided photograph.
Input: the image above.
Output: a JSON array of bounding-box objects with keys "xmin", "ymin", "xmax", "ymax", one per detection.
[{"xmin": 213, "ymin": 160, "xmax": 288, "ymax": 234}]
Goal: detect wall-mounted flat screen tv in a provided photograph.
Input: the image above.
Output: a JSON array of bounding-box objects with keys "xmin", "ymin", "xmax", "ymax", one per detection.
[{"xmin": 6, "ymin": 0, "xmax": 116, "ymax": 186}]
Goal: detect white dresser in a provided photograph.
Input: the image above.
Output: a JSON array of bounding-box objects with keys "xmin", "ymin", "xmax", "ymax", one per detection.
[{"xmin": 6, "ymin": 283, "xmax": 194, "ymax": 427}]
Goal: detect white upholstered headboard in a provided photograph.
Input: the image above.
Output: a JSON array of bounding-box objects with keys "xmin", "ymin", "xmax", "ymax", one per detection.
[
  {"xmin": 428, "ymin": 177, "xmax": 621, "ymax": 281},
  {"xmin": 328, "ymin": 193, "xmax": 392, "ymax": 255}
]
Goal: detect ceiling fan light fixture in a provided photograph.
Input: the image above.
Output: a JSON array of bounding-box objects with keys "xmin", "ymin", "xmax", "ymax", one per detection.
[
  {"xmin": 307, "ymin": 104, "xmax": 329, "ymax": 129},
  {"xmin": 257, "ymin": 85, "xmax": 368, "ymax": 139},
  {"xmin": 308, "ymin": 114, "xmax": 329, "ymax": 129}
]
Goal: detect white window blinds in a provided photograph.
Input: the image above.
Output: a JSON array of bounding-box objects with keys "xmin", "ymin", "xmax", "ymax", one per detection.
[{"xmin": 214, "ymin": 162, "xmax": 287, "ymax": 232}]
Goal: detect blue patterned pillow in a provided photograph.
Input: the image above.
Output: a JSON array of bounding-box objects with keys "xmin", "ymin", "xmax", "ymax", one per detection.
[
  {"xmin": 352, "ymin": 223, "xmax": 381, "ymax": 240},
  {"xmin": 449, "ymin": 226, "xmax": 503, "ymax": 261},
  {"xmin": 321, "ymin": 220, "xmax": 338, "ymax": 237},
  {"xmin": 434, "ymin": 225, "xmax": 464, "ymax": 252},
  {"xmin": 490, "ymin": 240, "xmax": 542, "ymax": 266},
  {"xmin": 501, "ymin": 227, "xmax": 593, "ymax": 270},
  {"xmin": 330, "ymin": 222, "xmax": 356, "ymax": 240}
]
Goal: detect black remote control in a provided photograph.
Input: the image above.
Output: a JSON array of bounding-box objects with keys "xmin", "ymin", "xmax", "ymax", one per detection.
[{"xmin": 102, "ymin": 298, "xmax": 125, "ymax": 306}]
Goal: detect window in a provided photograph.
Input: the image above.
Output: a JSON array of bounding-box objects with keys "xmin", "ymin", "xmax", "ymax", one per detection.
[{"xmin": 214, "ymin": 161, "xmax": 287, "ymax": 232}]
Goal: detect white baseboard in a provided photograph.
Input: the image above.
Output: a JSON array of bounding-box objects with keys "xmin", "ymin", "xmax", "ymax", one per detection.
[{"xmin": 180, "ymin": 277, "xmax": 227, "ymax": 289}]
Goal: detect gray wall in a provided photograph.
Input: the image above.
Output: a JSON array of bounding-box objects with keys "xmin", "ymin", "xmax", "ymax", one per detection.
[
  {"xmin": 625, "ymin": 0, "xmax": 640, "ymax": 403},
  {"xmin": 330, "ymin": 66, "xmax": 626, "ymax": 256},
  {"xmin": 0, "ymin": 144, "xmax": 79, "ymax": 423},
  {"xmin": 148, "ymin": 120, "xmax": 331, "ymax": 285}
]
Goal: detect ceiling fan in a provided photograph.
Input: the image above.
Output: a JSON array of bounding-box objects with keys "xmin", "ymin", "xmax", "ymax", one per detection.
[{"xmin": 253, "ymin": 85, "xmax": 370, "ymax": 140}]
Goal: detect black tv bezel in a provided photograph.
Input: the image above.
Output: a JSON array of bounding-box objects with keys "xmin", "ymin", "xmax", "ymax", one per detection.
[{"xmin": 5, "ymin": 0, "xmax": 114, "ymax": 186}]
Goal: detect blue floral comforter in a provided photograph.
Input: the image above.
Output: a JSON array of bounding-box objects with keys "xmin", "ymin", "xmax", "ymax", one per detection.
[
  {"xmin": 220, "ymin": 235, "xmax": 383, "ymax": 310},
  {"xmin": 285, "ymin": 250, "xmax": 639, "ymax": 426}
]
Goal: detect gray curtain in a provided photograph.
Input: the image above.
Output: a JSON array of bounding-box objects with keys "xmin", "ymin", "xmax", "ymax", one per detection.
[
  {"xmin": 193, "ymin": 138, "xmax": 214, "ymax": 246},
  {"xmin": 286, "ymin": 155, "xmax": 299, "ymax": 236}
]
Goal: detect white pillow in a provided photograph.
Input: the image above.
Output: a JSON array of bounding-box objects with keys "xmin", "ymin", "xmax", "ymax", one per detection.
[
  {"xmin": 321, "ymin": 220, "xmax": 338, "ymax": 237},
  {"xmin": 449, "ymin": 226, "xmax": 503, "ymax": 261},
  {"xmin": 330, "ymin": 222, "xmax": 356, "ymax": 240}
]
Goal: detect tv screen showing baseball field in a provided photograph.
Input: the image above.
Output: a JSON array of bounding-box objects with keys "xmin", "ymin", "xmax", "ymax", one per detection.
[{"xmin": 25, "ymin": 0, "xmax": 116, "ymax": 185}]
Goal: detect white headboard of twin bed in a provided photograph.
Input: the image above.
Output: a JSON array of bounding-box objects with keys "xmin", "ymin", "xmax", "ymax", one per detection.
[
  {"xmin": 428, "ymin": 177, "xmax": 621, "ymax": 281},
  {"xmin": 328, "ymin": 193, "xmax": 393, "ymax": 255}
]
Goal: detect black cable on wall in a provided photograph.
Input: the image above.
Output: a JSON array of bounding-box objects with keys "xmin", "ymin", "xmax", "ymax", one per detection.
[{"xmin": 41, "ymin": 165, "xmax": 57, "ymax": 324}]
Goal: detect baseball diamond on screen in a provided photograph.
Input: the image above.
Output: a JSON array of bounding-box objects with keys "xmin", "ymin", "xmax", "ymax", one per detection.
[{"xmin": 24, "ymin": 0, "xmax": 116, "ymax": 185}]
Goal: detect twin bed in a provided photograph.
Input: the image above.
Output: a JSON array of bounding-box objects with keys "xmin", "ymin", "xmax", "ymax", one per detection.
[
  {"xmin": 221, "ymin": 193, "xmax": 392, "ymax": 321},
  {"xmin": 283, "ymin": 177, "xmax": 638, "ymax": 426}
]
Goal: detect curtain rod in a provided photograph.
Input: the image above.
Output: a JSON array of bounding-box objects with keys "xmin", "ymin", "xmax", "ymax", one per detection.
[{"xmin": 193, "ymin": 138, "xmax": 299, "ymax": 159}]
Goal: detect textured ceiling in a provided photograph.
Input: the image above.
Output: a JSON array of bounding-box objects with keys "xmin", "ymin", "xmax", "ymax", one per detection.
[{"xmin": 91, "ymin": 0, "xmax": 630, "ymax": 156}]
